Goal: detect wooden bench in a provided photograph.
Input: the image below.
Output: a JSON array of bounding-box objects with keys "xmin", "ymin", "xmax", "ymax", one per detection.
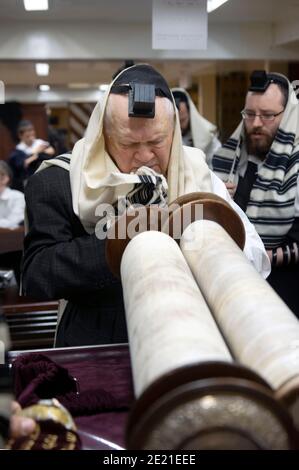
[{"xmin": 1, "ymin": 286, "xmax": 58, "ymax": 350}]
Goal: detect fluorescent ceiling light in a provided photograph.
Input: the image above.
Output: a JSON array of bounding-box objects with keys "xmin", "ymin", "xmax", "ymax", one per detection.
[
  {"xmin": 207, "ymin": 0, "xmax": 229, "ymax": 13},
  {"xmin": 39, "ymin": 84, "xmax": 50, "ymax": 91},
  {"xmin": 24, "ymin": 0, "xmax": 48, "ymax": 11},
  {"xmin": 99, "ymin": 84, "xmax": 109, "ymax": 92},
  {"xmin": 68, "ymin": 83, "xmax": 91, "ymax": 89},
  {"xmin": 35, "ymin": 63, "xmax": 49, "ymax": 76}
]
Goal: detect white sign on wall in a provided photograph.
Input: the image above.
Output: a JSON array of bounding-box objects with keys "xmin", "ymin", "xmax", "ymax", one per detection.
[{"xmin": 152, "ymin": 0, "xmax": 208, "ymax": 50}]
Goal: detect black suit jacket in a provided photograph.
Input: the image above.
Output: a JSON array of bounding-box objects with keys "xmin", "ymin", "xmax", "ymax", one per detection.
[{"xmin": 22, "ymin": 166, "xmax": 127, "ymax": 347}]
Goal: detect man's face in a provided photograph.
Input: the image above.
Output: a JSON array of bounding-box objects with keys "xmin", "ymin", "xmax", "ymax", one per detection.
[
  {"xmin": 20, "ymin": 127, "xmax": 36, "ymax": 146},
  {"xmin": 104, "ymin": 95, "xmax": 174, "ymax": 175},
  {"xmin": 178, "ymin": 101, "xmax": 190, "ymax": 134},
  {"xmin": 244, "ymin": 84, "xmax": 285, "ymax": 159}
]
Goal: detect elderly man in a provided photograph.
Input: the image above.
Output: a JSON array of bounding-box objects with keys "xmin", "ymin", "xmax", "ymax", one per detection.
[
  {"xmin": 212, "ymin": 71, "xmax": 299, "ymax": 317},
  {"xmin": 22, "ymin": 64, "xmax": 269, "ymax": 347},
  {"xmin": 172, "ymin": 88, "xmax": 221, "ymax": 166}
]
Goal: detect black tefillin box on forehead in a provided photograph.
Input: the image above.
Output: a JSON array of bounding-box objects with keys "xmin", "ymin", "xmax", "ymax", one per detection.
[
  {"xmin": 128, "ymin": 83, "xmax": 156, "ymax": 119},
  {"xmin": 249, "ymin": 70, "xmax": 289, "ymax": 93},
  {"xmin": 110, "ymin": 82, "xmax": 156, "ymax": 119}
]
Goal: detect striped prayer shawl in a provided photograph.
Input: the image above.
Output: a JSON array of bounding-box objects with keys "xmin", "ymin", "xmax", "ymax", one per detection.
[
  {"xmin": 212, "ymin": 79, "xmax": 299, "ymax": 249},
  {"xmin": 122, "ymin": 175, "xmax": 167, "ymax": 207},
  {"xmin": 49, "ymin": 154, "xmax": 168, "ymax": 218}
]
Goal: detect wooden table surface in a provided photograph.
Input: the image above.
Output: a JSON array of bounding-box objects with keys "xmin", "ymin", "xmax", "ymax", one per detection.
[{"xmin": 0, "ymin": 227, "xmax": 24, "ymax": 254}]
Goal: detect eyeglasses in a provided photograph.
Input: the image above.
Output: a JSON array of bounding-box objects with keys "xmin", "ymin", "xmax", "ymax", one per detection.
[{"xmin": 241, "ymin": 109, "xmax": 284, "ymax": 122}]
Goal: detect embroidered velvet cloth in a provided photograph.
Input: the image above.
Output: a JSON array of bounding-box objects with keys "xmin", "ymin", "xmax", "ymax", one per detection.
[
  {"xmin": 13, "ymin": 352, "xmax": 131, "ymax": 416},
  {"xmin": 10, "ymin": 346, "xmax": 134, "ymax": 449}
]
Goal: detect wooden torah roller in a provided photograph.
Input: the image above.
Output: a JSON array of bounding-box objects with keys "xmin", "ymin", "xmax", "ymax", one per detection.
[
  {"xmin": 105, "ymin": 192, "xmax": 245, "ymax": 277},
  {"xmin": 166, "ymin": 192, "xmax": 245, "ymax": 249},
  {"xmin": 126, "ymin": 361, "xmax": 297, "ymax": 450}
]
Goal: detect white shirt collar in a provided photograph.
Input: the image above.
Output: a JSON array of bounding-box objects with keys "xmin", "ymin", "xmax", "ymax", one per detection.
[{"xmin": 0, "ymin": 187, "xmax": 11, "ymax": 201}]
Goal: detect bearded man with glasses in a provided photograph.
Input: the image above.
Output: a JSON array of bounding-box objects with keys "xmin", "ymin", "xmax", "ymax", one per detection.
[{"xmin": 212, "ymin": 71, "xmax": 299, "ymax": 318}]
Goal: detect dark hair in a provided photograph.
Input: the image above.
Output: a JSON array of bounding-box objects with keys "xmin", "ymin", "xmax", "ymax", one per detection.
[
  {"xmin": 172, "ymin": 90, "xmax": 190, "ymax": 112},
  {"xmin": 17, "ymin": 119, "xmax": 34, "ymax": 135},
  {"xmin": 0, "ymin": 160, "xmax": 13, "ymax": 184},
  {"xmin": 112, "ymin": 60, "xmax": 135, "ymax": 80},
  {"xmin": 268, "ymin": 74, "xmax": 289, "ymax": 108},
  {"xmin": 49, "ymin": 115, "xmax": 59, "ymax": 125},
  {"xmin": 111, "ymin": 63, "xmax": 173, "ymax": 103},
  {"xmin": 278, "ymin": 84, "xmax": 288, "ymax": 108}
]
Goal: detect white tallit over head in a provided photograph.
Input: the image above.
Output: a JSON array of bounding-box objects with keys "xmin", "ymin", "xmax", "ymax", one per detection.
[
  {"xmin": 171, "ymin": 87, "xmax": 218, "ymax": 152},
  {"xmin": 38, "ymin": 65, "xmax": 212, "ymax": 233}
]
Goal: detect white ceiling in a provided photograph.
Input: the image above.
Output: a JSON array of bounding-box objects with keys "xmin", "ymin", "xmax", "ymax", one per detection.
[
  {"xmin": 0, "ymin": 0, "xmax": 299, "ymax": 23},
  {"xmin": 0, "ymin": 0, "xmax": 152, "ymax": 23},
  {"xmin": 0, "ymin": 0, "xmax": 298, "ymax": 91}
]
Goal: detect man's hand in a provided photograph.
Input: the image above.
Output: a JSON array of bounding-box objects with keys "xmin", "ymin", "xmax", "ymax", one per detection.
[
  {"xmin": 33, "ymin": 142, "xmax": 55, "ymax": 156},
  {"xmin": 33, "ymin": 143, "xmax": 49, "ymax": 154},
  {"xmin": 9, "ymin": 401, "xmax": 36, "ymax": 438},
  {"xmin": 44, "ymin": 145, "xmax": 55, "ymax": 156},
  {"xmin": 225, "ymin": 181, "xmax": 237, "ymax": 197},
  {"xmin": 24, "ymin": 153, "xmax": 38, "ymax": 168}
]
